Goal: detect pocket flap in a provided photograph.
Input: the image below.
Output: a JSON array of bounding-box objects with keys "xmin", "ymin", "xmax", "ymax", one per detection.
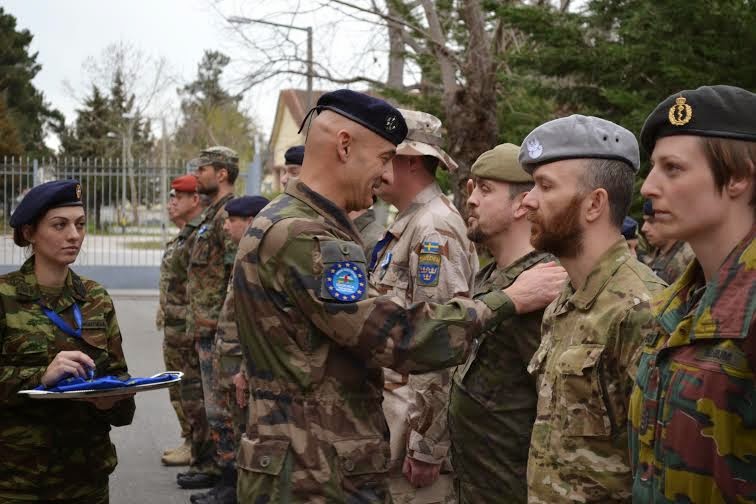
[
  {"xmin": 237, "ymin": 436, "xmax": 290, "ymax": 476},
  {"xmin": 332, "ymin": 436, "xmax": 389, "ymax": 476},
  {"xmin": 556, "ymin": 344, "xmax": 605, "ymax": 375}
]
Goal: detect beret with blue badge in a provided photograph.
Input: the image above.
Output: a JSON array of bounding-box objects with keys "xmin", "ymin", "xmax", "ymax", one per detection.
[
  {"xmin": 284, "ymin": 145, "xmax": 305, "ymax": 166},
  {"xmin": 299, "ymin": 89, "xmax": 408, "ymax": 146},
  {"xmin": 640, "ymin": 85, "xmax": 756, "ymax": 155},
  {"xmin": 225, "ymin": 195, "xmax": 270, "ymax": 218},
  {"xmin": 519, "ymin": 114, "xmax": 640, "ymax": 174}
]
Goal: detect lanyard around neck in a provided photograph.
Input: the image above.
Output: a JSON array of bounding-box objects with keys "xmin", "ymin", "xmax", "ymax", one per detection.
[{"xmin": 40, "ymin": 302, "xmax": 83, "ymax": 338}]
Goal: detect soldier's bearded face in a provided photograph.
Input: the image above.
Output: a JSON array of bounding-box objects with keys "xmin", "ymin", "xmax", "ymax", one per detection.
[{"xmin": 466, "ymin": 177, "xmax": 513, "ymax": 243}]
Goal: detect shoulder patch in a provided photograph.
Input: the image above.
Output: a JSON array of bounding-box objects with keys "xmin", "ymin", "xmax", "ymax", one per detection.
[{"xmin": 417, "ymin": 253, "xmax": 442, "ymax": 287}]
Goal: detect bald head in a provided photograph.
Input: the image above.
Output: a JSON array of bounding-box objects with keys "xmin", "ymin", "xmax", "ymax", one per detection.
[{"xmin": 299, "ymin": 110, "xmax": 397, "ymax": 212}]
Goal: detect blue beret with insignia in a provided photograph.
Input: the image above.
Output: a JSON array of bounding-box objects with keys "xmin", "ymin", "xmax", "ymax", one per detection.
[
  {"xmin": 10, "ymin": 179, "xmax": 83, "ymax": 228},
  {"xmin": 225, "ymin": 196, "xmax": 270, "ymax": 218},
  {"xmin": 621, "ymin": 216, "xmax": 638, "ymax": 240},
  {"xmin": 640, "ymin": 85, "xmax": 756, "ymax": 155},
  {"xmin": 284, "ymin": 145, "xmax": 305, "ymax": 166},
  {"xmin": 301, "ymin": 89, "xmax": 408, "ymax": 146}
]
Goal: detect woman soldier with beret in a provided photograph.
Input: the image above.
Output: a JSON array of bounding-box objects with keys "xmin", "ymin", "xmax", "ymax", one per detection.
[
  {"xmin": 629, "ymin": 85, "xmax": 756, "ymax": 502},
  {"xmin": 0, "ymin": 180, "xmax": 135, "ymax": 503}
]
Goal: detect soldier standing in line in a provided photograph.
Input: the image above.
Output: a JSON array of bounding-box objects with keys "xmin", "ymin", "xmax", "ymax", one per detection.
[
  {"xmin": 630, "ymin": 85, "xmax": 756, "ymax": 503},
  {"xmin": 369, "ymin": 108, "xmax": 476, "ymax": 504},
  {"xmin": 160, "ymin": 176, "xmax": 204, "ymax": 466},
  {"xmin": 232, "ymin": 89, "xmax": 566, "ymax": 503},
  {"xmin": 279, "ymin": 145, "xmax": 304, "ymax": 188},
  {"xmin": 448, "ymin": 143, "xmax": 555, "ymax": 503},
  {"xmin": 191, "ymin": 195, "xmax": 269, "ymax": 504},
  {"xmin": 177, "ymin": 147, "xmax": 239, "ymax": 490},
  {"xmin": 639, "ymin": 200, "xmax": 695, "ymax": 284},
  {"xmin": 519, "ymin": 115, "xmax": 666, "ymax": 503}
]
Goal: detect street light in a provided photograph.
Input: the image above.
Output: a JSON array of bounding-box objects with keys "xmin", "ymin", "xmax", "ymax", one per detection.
[{"xmin": 228, "ymin": 15, "xmax": 314, "ymax": 110}]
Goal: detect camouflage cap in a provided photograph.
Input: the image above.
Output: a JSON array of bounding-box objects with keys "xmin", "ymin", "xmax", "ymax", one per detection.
[
  {"xmin": 191, "ymin": 145, "xmax": 239, "ymax": 169},
  {"xmin": 471, "ymin": 143, "xmax": 532, "ymax": 183},
  {"xmin": 396, "ymin": 109, "xmax": 458, "ymax": 172}
]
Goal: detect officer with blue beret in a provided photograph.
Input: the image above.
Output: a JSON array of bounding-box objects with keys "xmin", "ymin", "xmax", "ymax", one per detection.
[
  {"xmin": 2, "ymin": 179, "xmax": 136, "ymax": 501},
  {"xmin": 280, "ymin": 145, "xmax": 305, "ymax": 188}
]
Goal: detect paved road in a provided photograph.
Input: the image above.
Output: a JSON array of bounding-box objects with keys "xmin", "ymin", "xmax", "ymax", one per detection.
[{"xmin": 108, "ymin": 292, "xmax": 197, "ymax": 504}]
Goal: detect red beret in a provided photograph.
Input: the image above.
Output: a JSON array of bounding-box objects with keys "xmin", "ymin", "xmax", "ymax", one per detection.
[{"xmin": 171, "ymin": 175, "xmax": 197, "ymax": 193}]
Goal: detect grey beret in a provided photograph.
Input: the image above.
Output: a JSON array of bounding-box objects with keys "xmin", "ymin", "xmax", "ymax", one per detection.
[{"xmin": 518, "ymin": 115, "xmax": 640, "ymax": 174}]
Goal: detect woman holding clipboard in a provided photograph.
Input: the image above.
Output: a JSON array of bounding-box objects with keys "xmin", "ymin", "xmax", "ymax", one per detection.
[{"xmin": 0, "ymin": 180, "xmax": 135, "ymax": 503}]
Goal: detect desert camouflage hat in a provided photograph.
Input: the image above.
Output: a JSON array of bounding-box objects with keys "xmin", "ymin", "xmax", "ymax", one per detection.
[
  {"xmin": 396, "ymin": 109, "xmax": 458, "ymax": 172},
  {"xmin": 190, "ymin": 145, "xmax": 239, "ymax": 169}
]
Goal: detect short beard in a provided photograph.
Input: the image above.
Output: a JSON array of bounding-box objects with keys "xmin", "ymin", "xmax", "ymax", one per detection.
[{"xmin": 529, "ymin": 195, "xmax": 584, "ymax": 258}]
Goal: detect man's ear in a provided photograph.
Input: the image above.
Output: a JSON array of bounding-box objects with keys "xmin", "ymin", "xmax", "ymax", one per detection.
[
  {"xmin": 336, "ymin": 130, "xmax": 352, "ymax": 162},
  {"xmin": 584, "ymin": 188, "xmax": 609, "ymax": 223}
]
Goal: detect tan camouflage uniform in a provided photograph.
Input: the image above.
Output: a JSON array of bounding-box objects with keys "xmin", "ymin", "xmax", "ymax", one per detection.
[
  {"xmin": 187, "ymin": 192, "xmax": 237, "ymax": 473},
  {"xmin": 370, "ymin": 181, "xmax": 477, "ymax": 504},
  {"xmin": 641, "ymin": 240, "xmax": 695, "ymax": 285},
  {"xmin": 0, "ymin": 257, "xmax": 135, "ymax": 501},
  {"xmin": 526, "ymin": 239, "xmax": 666, "ymax": 503},
  {"xmin": 233, "ymin": 180, "xmax": 515, "ymax": 503}
]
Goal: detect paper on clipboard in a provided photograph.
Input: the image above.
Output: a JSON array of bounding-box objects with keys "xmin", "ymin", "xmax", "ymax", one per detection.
[{"xmin": 18, "ymin": 371, "xmax": 183, "ymax": 400}]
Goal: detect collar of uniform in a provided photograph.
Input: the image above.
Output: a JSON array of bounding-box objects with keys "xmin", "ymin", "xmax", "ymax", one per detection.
[
  {"xmin": 569, "ymin": 238, "xmax": 632, "ymax": 311},
  {"xmin": 286, "ymin": 180, "xmax": 363, "ymax": 242},
  {"xmin": 388, "ymin": 182, "xmax": 442, "ymax": 237},
  {"xmin": 16, "ymin": 256, "xmax": 87, "ymax": 303},
  {"xmin": 654, "ymin": 225, "xmax": 755, "ymax": 342}
]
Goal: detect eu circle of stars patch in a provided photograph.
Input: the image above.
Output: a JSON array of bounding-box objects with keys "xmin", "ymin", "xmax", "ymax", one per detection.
[{"xmin": 324, "ymin": 261, "xmax": 366, "ymax": 302}]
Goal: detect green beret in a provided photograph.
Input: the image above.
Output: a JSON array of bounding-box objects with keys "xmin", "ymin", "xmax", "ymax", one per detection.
[
  {"xmin": 640, "ymin": 85, "xmax": 756, "ymax": 154},
  {"xmin": 471, "ymin": 143, "xmax": 532, "ymax": 183}
]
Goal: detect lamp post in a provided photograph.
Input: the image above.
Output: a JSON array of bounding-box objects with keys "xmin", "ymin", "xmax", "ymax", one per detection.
[{"xmin": 228, "ymin": 16, "xmax": 314, "ymax": 110}]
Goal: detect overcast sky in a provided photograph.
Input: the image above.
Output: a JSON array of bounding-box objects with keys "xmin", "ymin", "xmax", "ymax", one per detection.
[{"xmin": 5, "ymin": 0, "xmax": 390, "ymax": 150}]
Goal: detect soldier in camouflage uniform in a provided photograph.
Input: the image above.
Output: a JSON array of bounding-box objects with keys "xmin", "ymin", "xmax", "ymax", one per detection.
[
  {"xmin": 178, "ymin": 146, "xmax": 240, "ymax": 490},
  {"xmin": 161, "ymin": 176, "xmax": 206, "ymax": 466},
  {"xmin": 233, "ymin": 90, "xmax": 566, "ymax": 503},
  {"xmin": 192, "ymin": 196, "xmax": 269, "ymax": 504},
  {"xmin": 630, "ymin": 85, "xmax": 756, "ymax": 503},
  {"xmin": 370, "ymin": 108, "xmax": 476, "ymax": 504},
  {"xmin": 0, "ymin": 180, "xmax": 135, "ymax": 503},
  {"xmin": 640, "ymin": 201, "xmax": 695, "ymax": 284},
  {"xmin": 448, "ymin": 143, "xmax": 555, "ymax": 504},
  {"xmin": 519, "ymin": 116, "xmax": 666, "ymax": 503}
]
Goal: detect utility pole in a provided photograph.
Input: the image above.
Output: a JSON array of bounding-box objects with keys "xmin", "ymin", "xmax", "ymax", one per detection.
[{"xmin": 228, "ymin": 16, "xmax": 314, "ymax": 109}]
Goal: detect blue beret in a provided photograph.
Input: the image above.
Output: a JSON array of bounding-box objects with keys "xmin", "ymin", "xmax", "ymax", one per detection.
[
  {"xmin": 640, "ymin": 85, "xmax": 756, "ymax": 155},
  {"xmin": 642, "ymin": 199, "xmax": 654, "ymax": 216},
  {"xmin": 225, "ymin": 196, "xmax": 270, "ymax": 218},
  {"xmin": 10, "ymin": 180, "xmax": 83, "ymax": 228},
  {"xmin": 302, "ymin": 89, "xmax": 408, "ymax": 146},
  {"xmin": 621, "ymin": 216, "xmax": 638, "ymax": 240},
  {"xmin": 284, "ymin": 145, "xmax": 305, "ymax": 166},
  {"xmin": 519, "ymin": 115, "xmax": 640, "ymax": 174}
]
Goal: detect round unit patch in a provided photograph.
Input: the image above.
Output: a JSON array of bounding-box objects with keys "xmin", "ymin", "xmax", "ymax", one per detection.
[{"xmin": 326, "ymin": 262, "xmax": 366, "ymax": 301}]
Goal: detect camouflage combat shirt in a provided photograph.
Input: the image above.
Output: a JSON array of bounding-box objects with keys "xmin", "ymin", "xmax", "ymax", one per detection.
[
  {"xmin": 449, "ymin": 250, "xmax": 552, "ymax": 503},
  {"xmin": 527, "ymin": 240, "xmax": 666, "ymax": 503},
  {"xmin": 0, "ymin": 257, "xmax": 135, "ymax": 500},
  {"xmin": 187, "ymin": 193, "xmax": 236, "ymax": 341},
  {"xmin": 233, "ymin": 180, "xmax": 515, "ymax": 503},
  {"xmin": 642, "ymin": 240, "xmax": 695, "ymax": 285},
  {"xmin": 629, "ymin": 226, "xmax": 756, "ymax": 503}
]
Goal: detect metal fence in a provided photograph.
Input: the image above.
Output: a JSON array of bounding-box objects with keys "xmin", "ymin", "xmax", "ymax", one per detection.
[{"xmin": 1, "ymin": 157, "xmax": 188, "ymax": 266}]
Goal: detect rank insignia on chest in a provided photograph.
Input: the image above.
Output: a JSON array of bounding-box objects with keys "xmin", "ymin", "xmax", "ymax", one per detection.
[
  {"xmin": 324, "ymin": 262, "xmax": 366, "ymax": 302},
  {"xmin": 417, "ymin": 252, "xmax": 442, "ymax": 287}
]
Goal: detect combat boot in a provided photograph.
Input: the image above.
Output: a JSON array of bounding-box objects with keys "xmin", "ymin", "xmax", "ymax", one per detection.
[
  {"xmin": 161, "ymin": 439, "xmax": 191, "ymax": 466},
  {"xmin": 190, "ymin": 467, "xmax": 237, "ymax": 504}
]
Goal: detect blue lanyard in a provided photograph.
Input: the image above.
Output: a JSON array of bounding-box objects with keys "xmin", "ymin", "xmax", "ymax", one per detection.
[{"xmin": 40, "ymin": 302, "xmax": 82, "ymax": 338}]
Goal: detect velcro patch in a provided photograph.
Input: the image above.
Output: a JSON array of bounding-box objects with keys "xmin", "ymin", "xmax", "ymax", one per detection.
[{"xmin": 417, "ymin": 253, "xmax": 441, "ymax": 287}]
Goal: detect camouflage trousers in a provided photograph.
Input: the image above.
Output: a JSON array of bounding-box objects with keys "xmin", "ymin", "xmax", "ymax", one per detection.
[
  {"xmin": 162, "ymin": 338, "xmax": 193, "ymax": 439},
  {"xmin": 204, "ymin": 351, "xmax": 247, "ymax": 469},
  {"xmin": 177, "ymin": 336, "xmax": 215, "ymax": 473},
  {"xmin": 195, "ymin": 336, "xmax": 220, "ymax": 474},
  {"xmin": 0, "ymin": 483, "xmax": 108, "ymax": 503}
]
